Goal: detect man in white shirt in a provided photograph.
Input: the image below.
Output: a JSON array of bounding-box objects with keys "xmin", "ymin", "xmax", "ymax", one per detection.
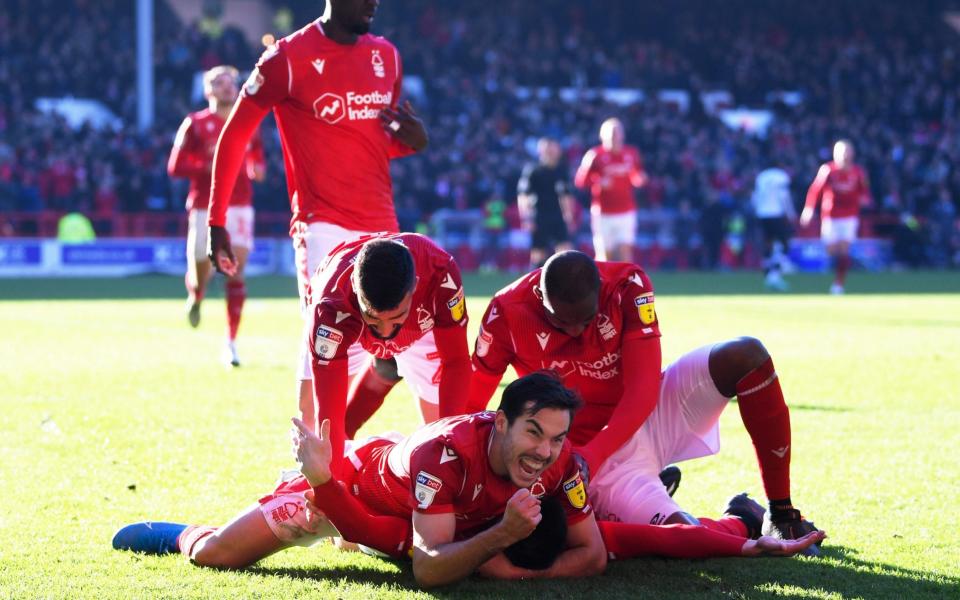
[{"xmin": 751, "ymin": 163, "xmax": 797, "ymax": 291}]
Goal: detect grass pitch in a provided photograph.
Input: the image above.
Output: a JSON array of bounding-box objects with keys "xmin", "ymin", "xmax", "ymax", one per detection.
[{"xmin": 0, "ymin": 271, "xmax": 958, "ymax": 599}]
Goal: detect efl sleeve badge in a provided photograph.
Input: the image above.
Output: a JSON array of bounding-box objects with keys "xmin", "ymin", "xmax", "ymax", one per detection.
[
  {"xmin": 563, "ymin": 473, "xmax": 587, "ymax": 509},
  {"xmin": 634, "ymin": 293, "xmax": 656, "ymax": 325}
]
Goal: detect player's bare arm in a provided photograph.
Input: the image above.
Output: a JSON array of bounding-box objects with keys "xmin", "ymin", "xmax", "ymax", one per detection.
[
  {"xmin": 380, "ymin": 100, "xmax": 428, "ymax": 152},
  {"xmin": 411, "ymin": 488, "xmax": 542, "ymax": 588}
]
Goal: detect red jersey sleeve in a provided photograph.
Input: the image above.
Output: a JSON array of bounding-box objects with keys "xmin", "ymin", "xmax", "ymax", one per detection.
[
  {"xmin": 432, "ymin": 257, "xmax": 468, "ymax": 329},
  {"xmin": 619, "ymin": 269, "xmax": 662, "ymax": 341},
  {"xmin": 167, "ymin": 117, "xmax": 207, "ymax": 179},
  {"xmin": 551, "ymin": 451, "xmax": 593, "ymax": 526},
  {"xmin": 574, "ymin": 148, "xmax": 598, "ymax": 189},
  {"xmin": 804, "ymin": 164, "xmax": 831, "ymax": 214},
  {"xmin": 387, "ymin": 51, "xmax": 416, "ymax": 160},
  {"xmin": 240, "ymin": 43, "xmax": 290, "ymax": 110},
  {"xmin": 471, "ymin": 298, "xmax": 514, "ymax": 377},
  {"xmin": 409, "ymin": 438, "xmax": 465, "ymax": 515},
  {"xmin": 309, "ymin": 302, "xmax": 363, "ymax": 364},
  {"xmin": 245, "ymin": 130, "xmax": 266, "ymax": 179},
  {"xmin": 629, "ymin": 147, "xmax": 647, "ymax": 188}
]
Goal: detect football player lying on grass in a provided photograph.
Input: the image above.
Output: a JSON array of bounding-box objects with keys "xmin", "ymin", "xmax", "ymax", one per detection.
[{"xmin": 112, "ymin": 374, "xmax": 824, "ymax": 587}]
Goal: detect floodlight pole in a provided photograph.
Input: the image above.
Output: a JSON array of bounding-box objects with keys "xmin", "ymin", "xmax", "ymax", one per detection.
[{"xmin": 136, "ymin": 0, "xmax": 155, "ymax": 131}]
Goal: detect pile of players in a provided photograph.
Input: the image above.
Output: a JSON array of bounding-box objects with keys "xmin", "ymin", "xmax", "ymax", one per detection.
[{"xmin": 114, "ymin": 0, "xmax": 825, "ymax": 588}]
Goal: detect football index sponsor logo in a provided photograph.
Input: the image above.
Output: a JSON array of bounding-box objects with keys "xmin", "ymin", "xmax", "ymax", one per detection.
[
  {"xmin": 313, "ymin": 93, "xmax": 345, "ymax": 124},
  {"xmin": 541, "ymin": 351, "xmax": 621, "ymax": 381},
  {"xmin": 313, "ymin": 90, "xmax": 394, "ymax": 124}
]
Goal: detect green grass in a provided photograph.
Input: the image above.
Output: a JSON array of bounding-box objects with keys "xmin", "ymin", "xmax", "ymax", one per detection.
[{"xmin": 1, "ymin": 271, "xmax": 958, "ymax": 599}]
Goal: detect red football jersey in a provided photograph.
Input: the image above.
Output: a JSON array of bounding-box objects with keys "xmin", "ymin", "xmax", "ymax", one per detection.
[
  {"xmin": 168, "ymin": 109, "xmax": 264, "ymax": 211},
  {"xmin": 237, "ymin": 20, "xmax": 412, "ymax": 232},
  {"xmin": 575, "ymin": 145, "xmax": 645, "ymax": 214},
  {"xmin": 804, "ymin": 161, "xmax": 870, "ymax": 219},
  {"xmin": 472, "ymin": 263, "xmax": 661, "ymax": 446},
  {"xmin": 307, "ymin": 233, "xmax": 467, "ymax": 364}
]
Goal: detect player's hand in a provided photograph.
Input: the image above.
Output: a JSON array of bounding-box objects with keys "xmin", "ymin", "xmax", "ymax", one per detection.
[
  {"xmin": 301, "ymin": 489, "xmax": 332, "ymax": 534},
  {"xmin": 207, "ymin": 226, "xmax": 238, "ymax": 276},
  {"xmin": 380, "ymin": 101, "xmax": 428, "ymax": 152},
  {"xmin": 798, "ymin": 207, "xmax": 814, "ymax": 228},
  {"xmin": 292, "ymin": 417, "xmax": 333, "ymax": 487},
  {"xmin": 741, "ymin": 530, "xmax": 827, "ymax": 557},
  {"xmin": 499, "ymin": 488, "xmax": 542, "ymax": 544}
]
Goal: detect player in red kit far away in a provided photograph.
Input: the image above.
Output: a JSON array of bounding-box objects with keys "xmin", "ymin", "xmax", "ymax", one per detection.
[
  {"xmin": 800, "ymin": 139, "xmax": 873, "ymax": 294},
  {"xmin": 304, "ymin": 233, "xmax": 471, "ymax": 474},
  {"xmin": 574, "ymin": 118, "xmax": 647, "ymax": 262},
  {"xmin": 205, "ymin": 0, "xmax": 429, "ymax": 432},
  {"xmin": 468, "ymin": 251, "xmax": 823, "ymax": 556},
  {"xmin": 168, "ymin": 65, "xmax": 265, "ymax": 366},
  {"xmin": 111, "ymin": 373, "xmax": 823, "ymax": 581}
]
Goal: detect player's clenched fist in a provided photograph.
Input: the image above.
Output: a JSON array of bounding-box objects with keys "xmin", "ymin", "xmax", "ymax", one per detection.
[
  {"xmin": 292, "ymin": 417, "xmax": 333, "ymax": 487},
  {"xmin": 498, "ymin": 488, "xmax": 542, "ymax": 543}
]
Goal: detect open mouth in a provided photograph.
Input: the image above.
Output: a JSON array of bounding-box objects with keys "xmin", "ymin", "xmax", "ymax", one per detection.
[{"xmin": 518, "ymin": 456, "xmax": 545, "ymax": 478}]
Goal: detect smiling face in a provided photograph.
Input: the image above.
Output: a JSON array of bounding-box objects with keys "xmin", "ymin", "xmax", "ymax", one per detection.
[
  {"xmin": 330, "ymin": 0, "xmax": 379, "ymax": 35},
  {"xmin": 494, "ymin": 404, "xmax": 571, "ymax": 488},
  {"xmin": 355, "ymin": 287, "xmax": 413, "ymax": 340}
]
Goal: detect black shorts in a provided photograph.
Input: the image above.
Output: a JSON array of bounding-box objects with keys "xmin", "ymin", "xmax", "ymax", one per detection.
[
  {"xmin": 532, "ymin": 220, "xmax": 570, "ymax": 250},
  {"xmin": 759, "ymin": 217, "xmax": 792, "ymax": 243}
]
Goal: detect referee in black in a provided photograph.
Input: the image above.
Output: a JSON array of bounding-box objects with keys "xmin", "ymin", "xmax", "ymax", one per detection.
[{"xmin": 517, "ymin": 137, "xmax": 577, "ymax": 268}]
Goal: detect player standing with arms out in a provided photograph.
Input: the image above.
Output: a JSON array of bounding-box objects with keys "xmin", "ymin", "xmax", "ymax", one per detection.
[
  {"xmin": 468, "ymin": 252, "xmax": 822, "ymax": 555},
  {"xmin": 168, "ymin": 65, "xmax": 265, "ymax": 366},
  {"xmin": 518, "ymin": 137, "xmax": 577, "ymax": 268},
  {"xmin": 205, "ymin": 0, "xmax": 428, "ymax": 422},
  {"xmin": 574, "ymin": 118, "xmax": 647, "ymax": 262},
  {"xmin": 751, "ymin": 156, "xmax": 796, "ymax": 292},
  {"xmin": 800, "ymin": 139, "xmax": 872, "ymax": 294}
]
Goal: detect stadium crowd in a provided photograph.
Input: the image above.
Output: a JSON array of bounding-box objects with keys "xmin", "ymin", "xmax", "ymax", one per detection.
[{"xmin": 1, "ymin": 0, "xmax": 958, "ymax": 267}]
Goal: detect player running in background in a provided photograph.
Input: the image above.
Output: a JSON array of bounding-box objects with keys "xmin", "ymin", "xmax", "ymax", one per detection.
[
  {"xmin": 751, "ymin": 156, "xmax": 797, "ymax": 291},
  {"xmin": 800, "ymin": 139, "xmax": 873, "ymax": 294},
  {"xmin": 205, "ymin": 0, "xmax": 428, "ymax": 429},
  {"xmin": 574, "ymin": 118, "xmax": 647, "ymax": 262},
  {"xmin": 302, "ymin": 233, "xmax": 471, "ymax": 473},
  {"xmin": 517, "ymin": 137, "xmax": 577, "ymax": 268},
  {"xmin": 111, "ymin": 374, "xmax": 824, "ymax": 585},
  {"xmin": 467, "ymin": 251, "xmax": 823, "ymax": 555},
  {"xmin": 167, "ymin": 65, "xmax": 265, "ymax": 366}
]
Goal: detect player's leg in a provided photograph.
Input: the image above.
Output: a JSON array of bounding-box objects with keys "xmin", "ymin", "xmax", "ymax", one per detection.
[
  {"xmin": 392, "ymin": 331, "xmax": 442, "ymax": 426},
  {"xmin": 345, "ymin": 355, "xmax": 403, "ymax": 439},
  {"xmin": 590, "ymin": 208, "xmax": 609, "ymax": 261},
  {"xmin": 613, "ymin": 211, "xmax": 637, "ymax": 263},
  {"xmin": 223, "ymin": 206, "xmax": 254, "ymax": 367},
  {"xmin": 185, "ymin": 209, "xmax": 212, "ymax": 327}
]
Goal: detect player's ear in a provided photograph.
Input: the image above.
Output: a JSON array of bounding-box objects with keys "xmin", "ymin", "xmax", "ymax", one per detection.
[{"xmin": 494, "ymin": 410, "xmax": 509, "ymax": 434}]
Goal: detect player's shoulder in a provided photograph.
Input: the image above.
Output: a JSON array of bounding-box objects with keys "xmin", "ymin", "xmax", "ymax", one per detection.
[
  {"xmin": 362, "ymin": 32, "xmax": 400, "ymax": 54},
  {"xmin": 598, "ymin": 261, "xmax": 653, "ymax": 293},
  {"xmin": 493, "ymin": 270, "xmax": 540, "ymax": 307},
  {"xmin": 414, "ymin": 414, "xmax": 493, "ymax": 464},
  {"xmin": 275, "ymin": 19, "xmax": 324, "ymax": 54}
]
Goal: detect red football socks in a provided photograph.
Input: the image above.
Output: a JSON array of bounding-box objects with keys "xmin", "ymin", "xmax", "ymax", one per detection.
[
  {"xmin": 736, "ymin": 357, "xmax": 792, "ymax": 501},
  {"xmin": 177, "ymin": 525, "xmax": 217, "ymax": 559},
  {"xmin": 598, "ymin": 521, "xmax": 744, "ymax": 559},
  {"xmin": 835, "ymin": 254, "xmax": 850, "ymax": 285},
  {"xmin": 345, "ymin": 364, "xmax": 399, "ymax": 438},
  {"xmin": 226, "ymin": 280, "xmax": 246, "ymax": 341}
]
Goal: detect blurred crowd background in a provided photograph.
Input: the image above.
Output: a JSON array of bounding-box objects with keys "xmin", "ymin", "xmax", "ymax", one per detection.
[{"xmin": 2, "ymin": 0, "xmax": 959, "ymax": 269}]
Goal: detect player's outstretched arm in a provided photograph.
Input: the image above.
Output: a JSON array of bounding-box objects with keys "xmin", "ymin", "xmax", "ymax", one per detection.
[
  {"xmin": 741, "ymin": 531, "xmax": 827, "ymax": 557},
  {"xmin": 207, "ymin": 98, "xmax": 269, "ymax": 275},
  {"xmin": 800, "ymin": 164, "xmax": 830, "ymax": 227},
  {"xmin": 412, "ymin": 488, "xmax": 541, "ymax": 588},
  {"xmin": 511, "ymin": 512, "xmax": 606, "ymax": 580},
  {"xmin": 434, "ymin": 324, "xmax": 472, "ymax": 418}
]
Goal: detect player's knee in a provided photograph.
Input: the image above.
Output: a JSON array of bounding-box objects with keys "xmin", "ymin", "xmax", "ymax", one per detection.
[
  {"xmin": 372, "ymin": 356, "xmax": 402, "ymax": 382},
  {"xmin": 709, "ymin": 337, "xmax": 769, "ymax": 395}
]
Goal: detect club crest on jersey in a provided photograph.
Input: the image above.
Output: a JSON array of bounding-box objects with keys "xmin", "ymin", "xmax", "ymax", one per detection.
[
  {"xmin": 634, "ymin": 293, "xmax": 656, "ymax": 325},
  {"xmin": 417, "ymin": 306, "xmax": 435, "ymax": 333},
  {"xmin": 371, "ymin": 49, "xmax": 385, "ymax": 78},
  {"xmin": 314, "ymin": 324, "xmax": 344, "ymax": 360},
  {"xmin": 596, "ymin": 313, "xmax": 617, "ymax": 341},
  {"xmin": 530, "ymin": 478, "xmax": 546, "ymax": 498},
  {"xmin": 476, "ymin": 327, "xmax": 493, "ymax": 358},
  {"xmin": 563, "ymin": 473, "xmax": 587, "ymax": 509},
  {"xmin": 447, "ymin": 288, "xmax": 466, "ymax": 322},
  {"xmin": 415, "ymin": 471, "xmax": 443, "ymax": 509}
]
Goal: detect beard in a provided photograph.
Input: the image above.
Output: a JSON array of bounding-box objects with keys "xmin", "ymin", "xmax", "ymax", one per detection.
[
  {"xmin": 368, "ymin": 324, "xmax": 402, "ymax": 340},
  {"xmin": 348, "ymin": 21, "xmax": 371, "ymax": 35}
]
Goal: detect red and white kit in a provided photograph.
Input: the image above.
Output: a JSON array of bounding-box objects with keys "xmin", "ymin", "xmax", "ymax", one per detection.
[
  {"xmin": 258, "ymin": 413, "xmax": 592, "ymax": 554},
  {"xmin": 306, "ymin": 233, "xmax": 470, "ymax": 467},
  {"xmin": 575, "ymin": 145, "xmax": 645, "ymax": 248},
  {"xmin": 169, "ymin": 108, "xmax": 263, "ymax": 258},
  {"xmin": 804, "ymin": 161, "xmax": 870, "ymax": 243},
  {"xmin": 470, "ymin": 263, "xmax": 732, "ymax": 525}
]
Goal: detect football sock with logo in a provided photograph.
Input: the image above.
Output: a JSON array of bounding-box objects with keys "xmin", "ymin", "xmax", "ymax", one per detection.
[
  {"xmin": 736, "ymin": 357, "xmax": 792, "ymax": 502},
  {"xmin": 345, "ymin": 364, "xmax": 399, "ymax": 438},
  {"xmin": 311, "ymin": 481, "xmax": 411, "ymax": 558},
  {"xmin": 177, "ymin": 525, "xmax": 218, "ymax": 559},
  {"xmin": 598, "ymin": 521, "xmax": 744, "ymax": 559},
  {"xmin": 226, "ymin": 280, "xmax": 246, "ymax": 341}
]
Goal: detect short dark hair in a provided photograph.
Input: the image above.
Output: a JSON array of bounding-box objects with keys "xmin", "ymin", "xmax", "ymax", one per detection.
[
  {"xmin": 497, "ymin": 371, "xmax": 582, "ymax": 425},
  {"xmin": 542, "ymin": 251, "xmax": 600, "ymax": 305},
  {"xmin": 504, "ymin": 494, "xmax": 567, "ymax": 570},
  {"xmin": 355, "ymin": 238, "xmax": 415, "ymax": 312}
]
